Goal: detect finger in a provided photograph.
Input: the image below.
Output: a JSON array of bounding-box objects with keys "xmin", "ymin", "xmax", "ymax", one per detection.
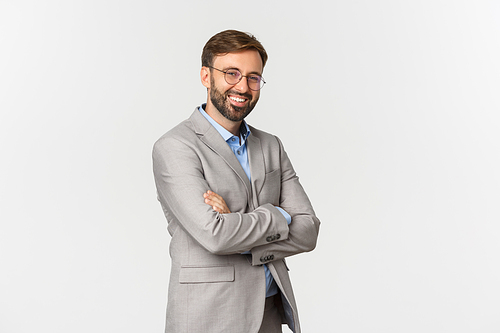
[
  {"xmin": 207, "ymin": 195, "xmax": 225, "ymax": 207},
  {"xmin": 204, "ymin": 191, "xmax": 231, "ymax": 213},
  {"xmin": 205, "ymin": 192, "xmax": 225, "ymax": 206},
  {"xmin": 205, "ymin": 198, "xmax": 229, "ymax": 214},
  {"xmin": 206, "ymin": 190, "xmax": 223, "ymax": 201},
  {"xmin": 204, "ymin": 197, "xmax": 225, "ymax": 212}
]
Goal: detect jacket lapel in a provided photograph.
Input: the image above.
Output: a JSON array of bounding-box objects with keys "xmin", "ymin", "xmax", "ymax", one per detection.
[
  {"xmin": 189, "ymin": 108, "xmax": 252, "ymax": 198},
  {"xmin": 247, "ymin": 133, "xmax": 265, "ymax": 207}
]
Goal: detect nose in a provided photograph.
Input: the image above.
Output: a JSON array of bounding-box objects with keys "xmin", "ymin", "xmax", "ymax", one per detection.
[{"xmin": 233, "ymin": 77, "xmax": 250, "ymax": 93}]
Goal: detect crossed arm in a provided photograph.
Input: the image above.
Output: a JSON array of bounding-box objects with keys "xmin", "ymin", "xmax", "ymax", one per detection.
[
  {"xmin": 201, "ymin": 142, "xmax": 320, "ymax": 266},
  {"xmin": 153, "ymin": 135, "xmax": 320, "ymax": 264},
  {"xmin": 203, "ymin": 188, "xmax": 318, "ymax": 266}
]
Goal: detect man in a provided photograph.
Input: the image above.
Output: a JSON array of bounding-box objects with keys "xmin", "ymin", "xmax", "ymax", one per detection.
[{"xmin": 153, "ymin": 30, "xmax": 320, "ymax": 333}]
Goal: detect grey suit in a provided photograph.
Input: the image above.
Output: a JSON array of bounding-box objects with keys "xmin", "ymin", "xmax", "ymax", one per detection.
[{"xmin": 153, "ymin": 108, "xmax": 320, "ymax": 333}]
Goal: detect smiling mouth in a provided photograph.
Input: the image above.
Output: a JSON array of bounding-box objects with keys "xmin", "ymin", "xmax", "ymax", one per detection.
[
  {"xmin": 228, "ymin": 95, "xmax": 248, "ymax": 105},
  {"xmin": 229, "ymin": 96, "xmax": 247, "ymax": 103}
]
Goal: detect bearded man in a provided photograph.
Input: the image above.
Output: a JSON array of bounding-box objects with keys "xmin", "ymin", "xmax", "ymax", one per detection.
[{"xmin": 153, "ymin": 29, "xmax": 320, "ymax": 333}]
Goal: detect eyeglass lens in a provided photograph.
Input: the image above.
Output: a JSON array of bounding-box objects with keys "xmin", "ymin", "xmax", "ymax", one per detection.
[{"xmin": 224, "ymin": 69, "xmax": 264, "ymax": 91}]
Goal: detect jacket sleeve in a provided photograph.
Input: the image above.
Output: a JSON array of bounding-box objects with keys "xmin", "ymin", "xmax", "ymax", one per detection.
[
  {"xmin": 249, "ymin": 136, "xmax": 321, "ymax": 266},
  {"xmin": 152, "ymin": 135, "xmax": 289, "ymax": 255}
]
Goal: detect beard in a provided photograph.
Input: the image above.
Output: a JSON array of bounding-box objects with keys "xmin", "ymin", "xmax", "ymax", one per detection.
[{"xmin": 209, "ymin": 76, "xmax": 258, "ymax": 122}]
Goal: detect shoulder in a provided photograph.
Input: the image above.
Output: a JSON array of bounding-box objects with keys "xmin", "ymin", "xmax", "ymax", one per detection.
[
  {"xmin": 248, "ymin": 124, "xmax": 284, "ymax": 150},
  {"xmin": 153, "ymin": 107, "xmax": 215, "ymax": 151},
  {"xmin": 248, "ymin": 124, "xmax": 276, "ymax": 141},
  {"xmin": 153, "ymin": 111, "xmax": 201, "ymax": 153},
  {"xmin": 155, "ymin": 118, "xmax": 192, "ymax": 142}
]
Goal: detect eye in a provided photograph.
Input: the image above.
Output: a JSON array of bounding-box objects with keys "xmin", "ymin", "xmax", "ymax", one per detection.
[
  {"xmin": 248, "ymin": 75, "xmax": 261, "ymax": 83},
  {"xmin": 226, "ymin": 70, "xmax": 240, "ymax": 77}
]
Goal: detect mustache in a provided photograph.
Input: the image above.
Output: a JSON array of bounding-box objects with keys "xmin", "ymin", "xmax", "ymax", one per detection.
[{"xmin": 225, "ymin": 90, "xmax": 252, "ymax": 101}]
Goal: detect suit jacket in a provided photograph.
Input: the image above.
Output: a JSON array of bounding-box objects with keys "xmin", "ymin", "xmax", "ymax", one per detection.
[{"xmin": 152, "ymin": 108, "xmax": 320, "ymax": 333}]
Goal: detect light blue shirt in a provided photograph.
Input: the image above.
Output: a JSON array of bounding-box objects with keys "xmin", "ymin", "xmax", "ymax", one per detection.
[{"xmin": 199, "ymin": 105, "xmax": 291, "ymax": 297}]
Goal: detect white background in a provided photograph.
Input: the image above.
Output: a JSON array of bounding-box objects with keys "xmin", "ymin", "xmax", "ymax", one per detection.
[{"xmin": 1, "ymin": 1, "xmax": 499, "ymax": 332}]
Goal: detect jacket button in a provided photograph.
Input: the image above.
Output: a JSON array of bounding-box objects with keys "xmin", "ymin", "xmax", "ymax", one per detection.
[
  {"xmin": 269, "ymin": 255, "xmax": 274, "ymax": 260},
  {"xmin": 276, "ymin": 234, "xmax": 281, "ymax": 240},
  {"xmin": 260, "ymin": 257, "xmax": 266, "ymax": 262},
  {"xmin": 266, "ymin": 236, "xmax": 273, "ymax": 242}
]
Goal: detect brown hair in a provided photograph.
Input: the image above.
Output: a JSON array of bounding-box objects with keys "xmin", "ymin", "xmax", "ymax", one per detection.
[{"xmin": 202, "ymin": 30, "xmax": 268, "ymax": 68}]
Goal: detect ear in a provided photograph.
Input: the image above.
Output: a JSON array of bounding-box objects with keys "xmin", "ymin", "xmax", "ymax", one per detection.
[{"xmin": 200, "ymin": 66, "xmax": 210, "ymax": 89}]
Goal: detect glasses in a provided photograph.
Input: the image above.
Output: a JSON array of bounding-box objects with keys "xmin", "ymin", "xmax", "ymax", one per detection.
[{"xmin": 207, "ymin": 66, "xmax": 266, "ymax": 91}]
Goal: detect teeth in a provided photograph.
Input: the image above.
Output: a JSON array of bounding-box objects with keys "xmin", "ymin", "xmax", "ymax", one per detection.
[{"xmin": 229, "ymin": 96, "xmax": 245, "ymax": 103}]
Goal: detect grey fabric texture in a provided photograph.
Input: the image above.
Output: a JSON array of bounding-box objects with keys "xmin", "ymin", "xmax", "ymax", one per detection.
[{"xmin": 153, "ymin": 108, "xmax": 320, "ymax": 333}]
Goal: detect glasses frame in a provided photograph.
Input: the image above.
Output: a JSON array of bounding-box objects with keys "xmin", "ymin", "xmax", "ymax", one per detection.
[{"xmin": 207, "ymin": 66, "xmax": 266, "ymax": 91}]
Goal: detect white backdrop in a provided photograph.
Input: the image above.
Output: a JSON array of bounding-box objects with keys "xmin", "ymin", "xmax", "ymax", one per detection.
[{"xmin": 1, "ymin": 1, "xmax": 499, "ymax": 332}]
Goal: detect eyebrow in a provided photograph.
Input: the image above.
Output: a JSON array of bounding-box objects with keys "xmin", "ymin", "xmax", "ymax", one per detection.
[{"xmin": 222, "ymin": 66, "xmax": 262, "ymax": 76}]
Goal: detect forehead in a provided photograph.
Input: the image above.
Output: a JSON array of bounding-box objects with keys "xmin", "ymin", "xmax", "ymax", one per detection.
[{"xmin": 213, "ymin": 49, "xmax": 263, "ymax": 74}]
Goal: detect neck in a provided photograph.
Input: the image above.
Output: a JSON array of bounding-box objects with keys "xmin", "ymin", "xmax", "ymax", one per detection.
[{"xmin": 205, "ymin": 101, "xmax": 242, "ymax": 136}]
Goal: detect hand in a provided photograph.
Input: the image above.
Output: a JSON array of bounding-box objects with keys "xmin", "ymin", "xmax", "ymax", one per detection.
[{"xmin": 203, "ymin": 190, "xmax": 231, "ymax": 214}]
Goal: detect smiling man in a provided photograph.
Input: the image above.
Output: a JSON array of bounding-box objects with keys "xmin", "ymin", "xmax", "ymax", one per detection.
[{"xmin": 152, "ymin": 30, "xmax": 320, "ymax": 333}]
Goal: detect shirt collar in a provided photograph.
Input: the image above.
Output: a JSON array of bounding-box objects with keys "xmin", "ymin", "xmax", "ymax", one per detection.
[{"xmin": 198, "ymin": 104, "xmax": 251, "ymax": 143}]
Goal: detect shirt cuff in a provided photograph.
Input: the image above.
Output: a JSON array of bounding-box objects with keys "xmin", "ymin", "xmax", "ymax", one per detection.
[{"xmin": 275, "ymin": 206, "xmax": 291, "ymax": 225}]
